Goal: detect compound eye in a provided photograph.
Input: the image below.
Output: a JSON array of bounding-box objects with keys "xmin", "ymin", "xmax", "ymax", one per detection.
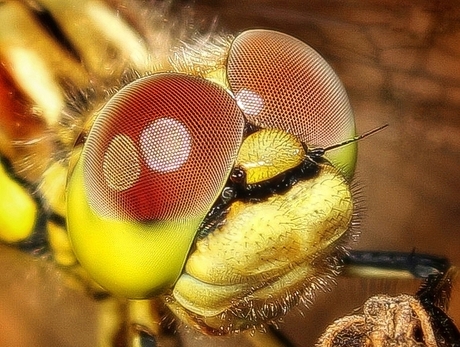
[
  {"xmin": 67, "ymin": 73, "xmax": 245, "ymax": 298},
  {"xmin": 227, "ymin": 30, "xmax": 357, "ymax": 177},
  {"xmin": 83, "ymin": 73, "xmax": 244, "ymax": 221}
]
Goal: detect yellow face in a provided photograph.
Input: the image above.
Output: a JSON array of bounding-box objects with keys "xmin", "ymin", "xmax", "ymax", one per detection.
[
  {"xmin": 172, "ymin": 162, "xmax": 353, "ymax": 332},
  {"xmin": 66, "ymin": 29, "xmax": 357, "ymax": 330}
]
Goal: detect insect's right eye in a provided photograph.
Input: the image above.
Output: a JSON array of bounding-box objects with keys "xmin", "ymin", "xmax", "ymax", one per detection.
[{"xmin": 227, "ymin": 29, "xmax": 357, "ymax": 178}]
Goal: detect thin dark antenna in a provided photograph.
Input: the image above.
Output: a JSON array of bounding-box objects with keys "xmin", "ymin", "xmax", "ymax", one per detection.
[
  {"xmin": 308, "ymin": 124, "xmax": 389, "ymax": 159},
  {"xmin": 323, "ymin": 124, "xmax": 389, "ymax": 152}
]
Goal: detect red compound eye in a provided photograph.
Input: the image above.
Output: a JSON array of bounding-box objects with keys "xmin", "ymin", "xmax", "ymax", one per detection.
[
  {"xmin": 82, "ymin": 73, "xmax": 245, "ymax": 221},
  {"xmin": 227, "ymin": 30, "xmax": 355, "ymax": 149}
]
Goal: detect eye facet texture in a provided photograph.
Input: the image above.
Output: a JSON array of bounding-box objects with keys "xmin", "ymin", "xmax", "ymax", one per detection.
[
  {"xmin": 227, "ymin": 29, "xmax": 357, "ymax": 177},
  {"xmin": 83, "ymin": 73, "xmax": 245, "ymax": 221},
  {"xmin": 67, "ymin": 73, "xmax": 245, "ymax": 298}
]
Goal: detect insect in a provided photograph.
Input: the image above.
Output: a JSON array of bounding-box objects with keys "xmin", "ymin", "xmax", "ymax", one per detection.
[{"xmin": 0, "ymin": 1, "xmax": 458, "ymax": 346}]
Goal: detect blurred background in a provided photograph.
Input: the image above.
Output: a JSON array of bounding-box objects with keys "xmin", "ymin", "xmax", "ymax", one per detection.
[{"xmin": 1, "ymin": 0, "xmax": 459, "ymax": 346}]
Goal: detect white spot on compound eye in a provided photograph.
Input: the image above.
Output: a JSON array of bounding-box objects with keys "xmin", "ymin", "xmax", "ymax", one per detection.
[
  {"xmin": 235, "ymin": 89, "xmax": 264, "ymax": 117},
  {"xmin": 140, "ymin": 118, "xmax": 192, "ymax": 173},
  {"xmin": 103, "ymin": 135, "xmax": 141, "ymax": 191}
]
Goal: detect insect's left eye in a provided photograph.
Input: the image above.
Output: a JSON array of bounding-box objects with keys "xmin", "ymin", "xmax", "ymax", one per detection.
[
  {"xmin": 66, "ymin": 73, "xmax": 244, "ymax": 298},
  {"xmin": 227, "ymin": 30, "xmax": 357, "ymax": 177},
  {"xmin": 82, "ymin": 74, "xmax": 243, "ymax": 222}
]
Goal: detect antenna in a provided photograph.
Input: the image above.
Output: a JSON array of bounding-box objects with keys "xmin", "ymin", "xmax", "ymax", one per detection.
[
  {"xmin": 309, "ymin": 124, "xmax": 389, "ymax": 158},
  {"xmin": 323, "ymin": 124, "xmax": 389, "ymax": 152}
]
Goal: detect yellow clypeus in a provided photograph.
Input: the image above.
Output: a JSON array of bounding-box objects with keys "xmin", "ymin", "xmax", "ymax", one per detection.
[{"xmin": 173, "ymin": 164, "xmax": 353, "ymax": 320}]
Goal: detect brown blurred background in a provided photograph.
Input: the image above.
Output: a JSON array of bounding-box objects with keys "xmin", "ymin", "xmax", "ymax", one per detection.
[{"xmin": 1, "ymin": 0, "xmax": 459, "ymax": 346}]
